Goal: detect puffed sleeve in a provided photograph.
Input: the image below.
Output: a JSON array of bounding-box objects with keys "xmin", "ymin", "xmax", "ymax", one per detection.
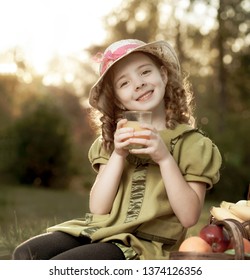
[
  {"xmin": 173, "ymin": 131, "xmax": 222, "ymax": 190},
  {"xmin": 88, "ymin": 136, "xmax": 111, "ymax": 172}
]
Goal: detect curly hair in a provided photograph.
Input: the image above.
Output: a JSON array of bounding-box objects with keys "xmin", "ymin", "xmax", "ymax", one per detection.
[{"xmin": 89, "ymin": 52, "xmax": 195, "ymax": 152}]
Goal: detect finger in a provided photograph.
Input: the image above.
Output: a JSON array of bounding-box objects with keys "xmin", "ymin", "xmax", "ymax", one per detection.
[
  {"xmin": 115, "ymin": 132, "xmax": 134, "ymax": 143},
  {"xmin": 116, "ymin": 118, "xmax": 128, "ymax": 129},
  {"xmin": 127, "ymin": 137, "xmax": 150, "ymax": 147},
  {"xmin": 133, "ymin": 129, "xmax": 153, "ymax": 138},
  {"xmin": 129, "ymin": 146, "xmax": 151, "ymax": 154},
  {"xmin": 115, "ymin": 140, "xmax": 132, "ymax": 151}
]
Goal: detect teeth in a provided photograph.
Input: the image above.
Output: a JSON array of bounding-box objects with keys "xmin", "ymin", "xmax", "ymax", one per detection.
[{"xmin": 137, "ymin": 91, "xmax": 152, "ymax": 101}]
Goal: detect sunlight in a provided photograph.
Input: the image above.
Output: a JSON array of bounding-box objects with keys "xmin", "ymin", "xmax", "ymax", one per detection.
[
  {"xmin": 232, "ymin": 38, "xmax": 245, "ymax": 53},
  {"xmin": 0, "ymin": 63, "xmax": 17, "ymax": 75},
  {"xmin": 223, "ymin": 54, "xmax": 233, "ymax": 65},
  {"xmin": 193, "ymin": 1, "xmax": 207, "ymax": 15},
  {"xmin": 0, "ymin": 0, "xmax": 123, "ymax": 74},
  {"xmin": 135, "ymin": 9, "xmax": 147, "ymax": 22},
  {"xmin": 158, "ymin": 2, "xmax": 172, "ymax": 28}
]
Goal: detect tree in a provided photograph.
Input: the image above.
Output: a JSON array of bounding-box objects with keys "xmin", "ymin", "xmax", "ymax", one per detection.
[
  {"xmin": 0, "ymin": 68, "xmax": 95, "ymax": 189},
  {"xmin": 9, "ymin": 98, "xmax": 73, "ymax": 188}
]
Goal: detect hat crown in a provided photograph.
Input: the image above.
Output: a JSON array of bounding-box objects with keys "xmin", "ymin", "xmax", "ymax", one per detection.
[{"xmin": 99, "ymin": 39, "xmax": 146, "ymax": 75}]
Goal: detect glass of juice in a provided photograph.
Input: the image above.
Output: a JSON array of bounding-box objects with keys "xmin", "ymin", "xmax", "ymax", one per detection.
[{"xmin": 122, "ymin": 111, "xmax": 152, "ymax": 149}]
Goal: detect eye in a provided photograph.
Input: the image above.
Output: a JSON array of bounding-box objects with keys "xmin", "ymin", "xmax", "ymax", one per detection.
[
  {"xmin": 119, "ymin": 80, "xmax": 129, "ymax": 88},
  {"xmin": 141, "ymin": 69, "xmax": 151, "ymax": 76}
]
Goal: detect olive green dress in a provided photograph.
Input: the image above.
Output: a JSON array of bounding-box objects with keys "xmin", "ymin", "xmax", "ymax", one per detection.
[{"xmin": 47, "ymin": 124, "xmax": 222, "ymax": 260}]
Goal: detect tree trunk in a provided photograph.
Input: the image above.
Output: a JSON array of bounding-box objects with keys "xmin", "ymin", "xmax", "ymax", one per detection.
[{"xmin": 217, "ymin": 0, "xmax": 227, "ymax": 130}]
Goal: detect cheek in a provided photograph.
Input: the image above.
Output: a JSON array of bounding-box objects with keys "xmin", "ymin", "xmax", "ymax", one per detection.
[
  {"xmin": 162, "ymin": 77, "xmax": 168, "ymax": 87},
  {"xmin": 159, "ymin": 72, "xmax": 167, "ymax": 85},
  {"xmin": 156, "ymin": 77, "xmax": 167, "ymax": 89},
  {"xmin": 115, "ymin": 93, "xmax": 127, "ymax": 106},
  {"xmin": 160, "ymin": 73, "xmax": 168, "ymax": 87},
  {"xmin": 115, "ymin": 88, "xmax": 131, "ymax": 102},
  {"xmin": 160, "ymin": 66, "xmax": 168, "ymax": 85},
  {"xmin": 114, "ymin": 88, "xmax": 121, "ymax": 99},
  {"xmin": 162, "ymin": 79, "xmax": 167, "ymax": 88}
]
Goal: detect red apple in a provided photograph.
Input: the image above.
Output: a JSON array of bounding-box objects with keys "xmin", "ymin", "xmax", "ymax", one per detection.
[{"xmin": 199, "ymin": 224, "xmax": 230, "ymax": 252}]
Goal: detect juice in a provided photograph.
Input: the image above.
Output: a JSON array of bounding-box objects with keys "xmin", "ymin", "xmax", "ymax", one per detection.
[{"xmin": 123, "ymin": 121, "xmax": 149, "ymax": 149}]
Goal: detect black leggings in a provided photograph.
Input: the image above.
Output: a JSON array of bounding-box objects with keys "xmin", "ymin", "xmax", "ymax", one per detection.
[{"xmin": 12, "ymin": 231, "xmax": 125, "ymax": 260}]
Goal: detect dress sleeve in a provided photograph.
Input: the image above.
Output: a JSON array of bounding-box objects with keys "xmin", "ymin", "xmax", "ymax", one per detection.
[
  {"xmin": 173, "ymin": 131, "xmax": 222, "ymax": 190},
  {"xmin": 88, "ymin": 136, "xmax": 111, "ymax": 172}
]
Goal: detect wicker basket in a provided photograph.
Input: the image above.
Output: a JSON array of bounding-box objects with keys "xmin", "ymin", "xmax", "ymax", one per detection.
[{"xmin": 169, "ymin": 219, "xmax": 250, "ymax": 260}]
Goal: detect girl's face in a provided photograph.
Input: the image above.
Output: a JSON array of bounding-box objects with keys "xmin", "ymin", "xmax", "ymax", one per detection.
[{"xmin": 111, "ymin": 52, "xmax": 168, "ymax": 114}]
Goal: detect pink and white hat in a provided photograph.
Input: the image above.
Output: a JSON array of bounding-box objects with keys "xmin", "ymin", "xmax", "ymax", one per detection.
[{"xmin": 89, "ymin": 39, "xmax": 181, "ymax": 109}]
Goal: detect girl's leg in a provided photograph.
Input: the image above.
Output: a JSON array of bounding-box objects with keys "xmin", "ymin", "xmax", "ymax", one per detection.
[
  {"xmin": 12, "ymin": 231, "xmax": 90, "ymax": 260},
  {"xmin": 51, "ymin": 242, "xmax": 125, "ymax": 260}
]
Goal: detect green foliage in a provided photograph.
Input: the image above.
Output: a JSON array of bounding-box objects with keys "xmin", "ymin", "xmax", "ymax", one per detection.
[
  {"xmin": 202, "ymin": 113, "xmax": 250, "ymax": 202},
  {"xmin": 0, "ymin": 75, "xmax": 95, "ymax": 189},
  {"xmin": 8, "ymin": 98, "xmax": 73, "ymax": 188}
]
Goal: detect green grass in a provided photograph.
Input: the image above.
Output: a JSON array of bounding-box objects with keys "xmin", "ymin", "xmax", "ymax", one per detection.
[
  {"xmin": 0, "ymin": 183, "xmax": 218, "ymax": 259},
  {"xmin": 0, "ymin": 184, "xmax": 88, "ymax": 259}
]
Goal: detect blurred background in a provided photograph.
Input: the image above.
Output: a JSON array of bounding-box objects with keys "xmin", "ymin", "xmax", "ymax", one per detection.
[{"xmin": 0, "ymin": 0, "xmax": 249, "ymax": 258}]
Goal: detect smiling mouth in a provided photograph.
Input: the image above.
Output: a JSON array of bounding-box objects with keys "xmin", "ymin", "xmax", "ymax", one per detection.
[{"xmin": 136, "ymin": 90, "xmax": 153, "ymax": 102}]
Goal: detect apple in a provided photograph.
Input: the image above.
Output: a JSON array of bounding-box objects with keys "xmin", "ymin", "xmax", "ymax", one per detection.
[{"xmin": 199, "ymin": 224, "xmax": 230, "ymax": 252}]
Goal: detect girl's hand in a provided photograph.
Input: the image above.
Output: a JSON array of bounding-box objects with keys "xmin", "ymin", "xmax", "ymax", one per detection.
[
  {"xmin": 128, "ymin": 123, "xmax": 171, "ymax": 164},
  {"xmin": 114, "ymin": 119, "xmax": 134, "ymax": 157}
]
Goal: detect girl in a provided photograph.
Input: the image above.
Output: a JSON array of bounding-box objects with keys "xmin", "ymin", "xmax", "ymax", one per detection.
[{"xmin": 13, "ymin": 39, "xmax": 222, "ymax": 260}]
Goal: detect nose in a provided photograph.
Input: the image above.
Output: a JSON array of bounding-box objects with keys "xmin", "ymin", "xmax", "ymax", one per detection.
[{"xmin": 135, "ymin": 80, "xmax": 146, "ymax": 91}]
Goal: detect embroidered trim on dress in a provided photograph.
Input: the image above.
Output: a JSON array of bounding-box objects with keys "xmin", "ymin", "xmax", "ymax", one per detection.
[
  {"xmin": 124, "ymin": 163, "xmax": 148, "ymax": 223},
  {"xmin": 112, "ymin": 242, "xmax": 139, "ymax": 260},
  {"xmin": 81, "ymin": 226, "xmax": 101, "ymax": 238}
]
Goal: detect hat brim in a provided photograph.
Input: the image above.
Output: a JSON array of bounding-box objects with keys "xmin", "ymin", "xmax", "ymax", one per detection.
[{"xmin": 89, "ymin": 40, "xmax": 180, "ymax": 109}]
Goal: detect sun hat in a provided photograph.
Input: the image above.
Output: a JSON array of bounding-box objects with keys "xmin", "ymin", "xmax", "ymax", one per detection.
[{"xmin": 89, "ymin": 39, "xmax": 181, "ymax": 109}]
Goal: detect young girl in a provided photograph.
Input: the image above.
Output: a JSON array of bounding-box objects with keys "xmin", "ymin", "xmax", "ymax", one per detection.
[{"xmin": 13, "ymin": 39, "xmax": 222, "ymax": 260}]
